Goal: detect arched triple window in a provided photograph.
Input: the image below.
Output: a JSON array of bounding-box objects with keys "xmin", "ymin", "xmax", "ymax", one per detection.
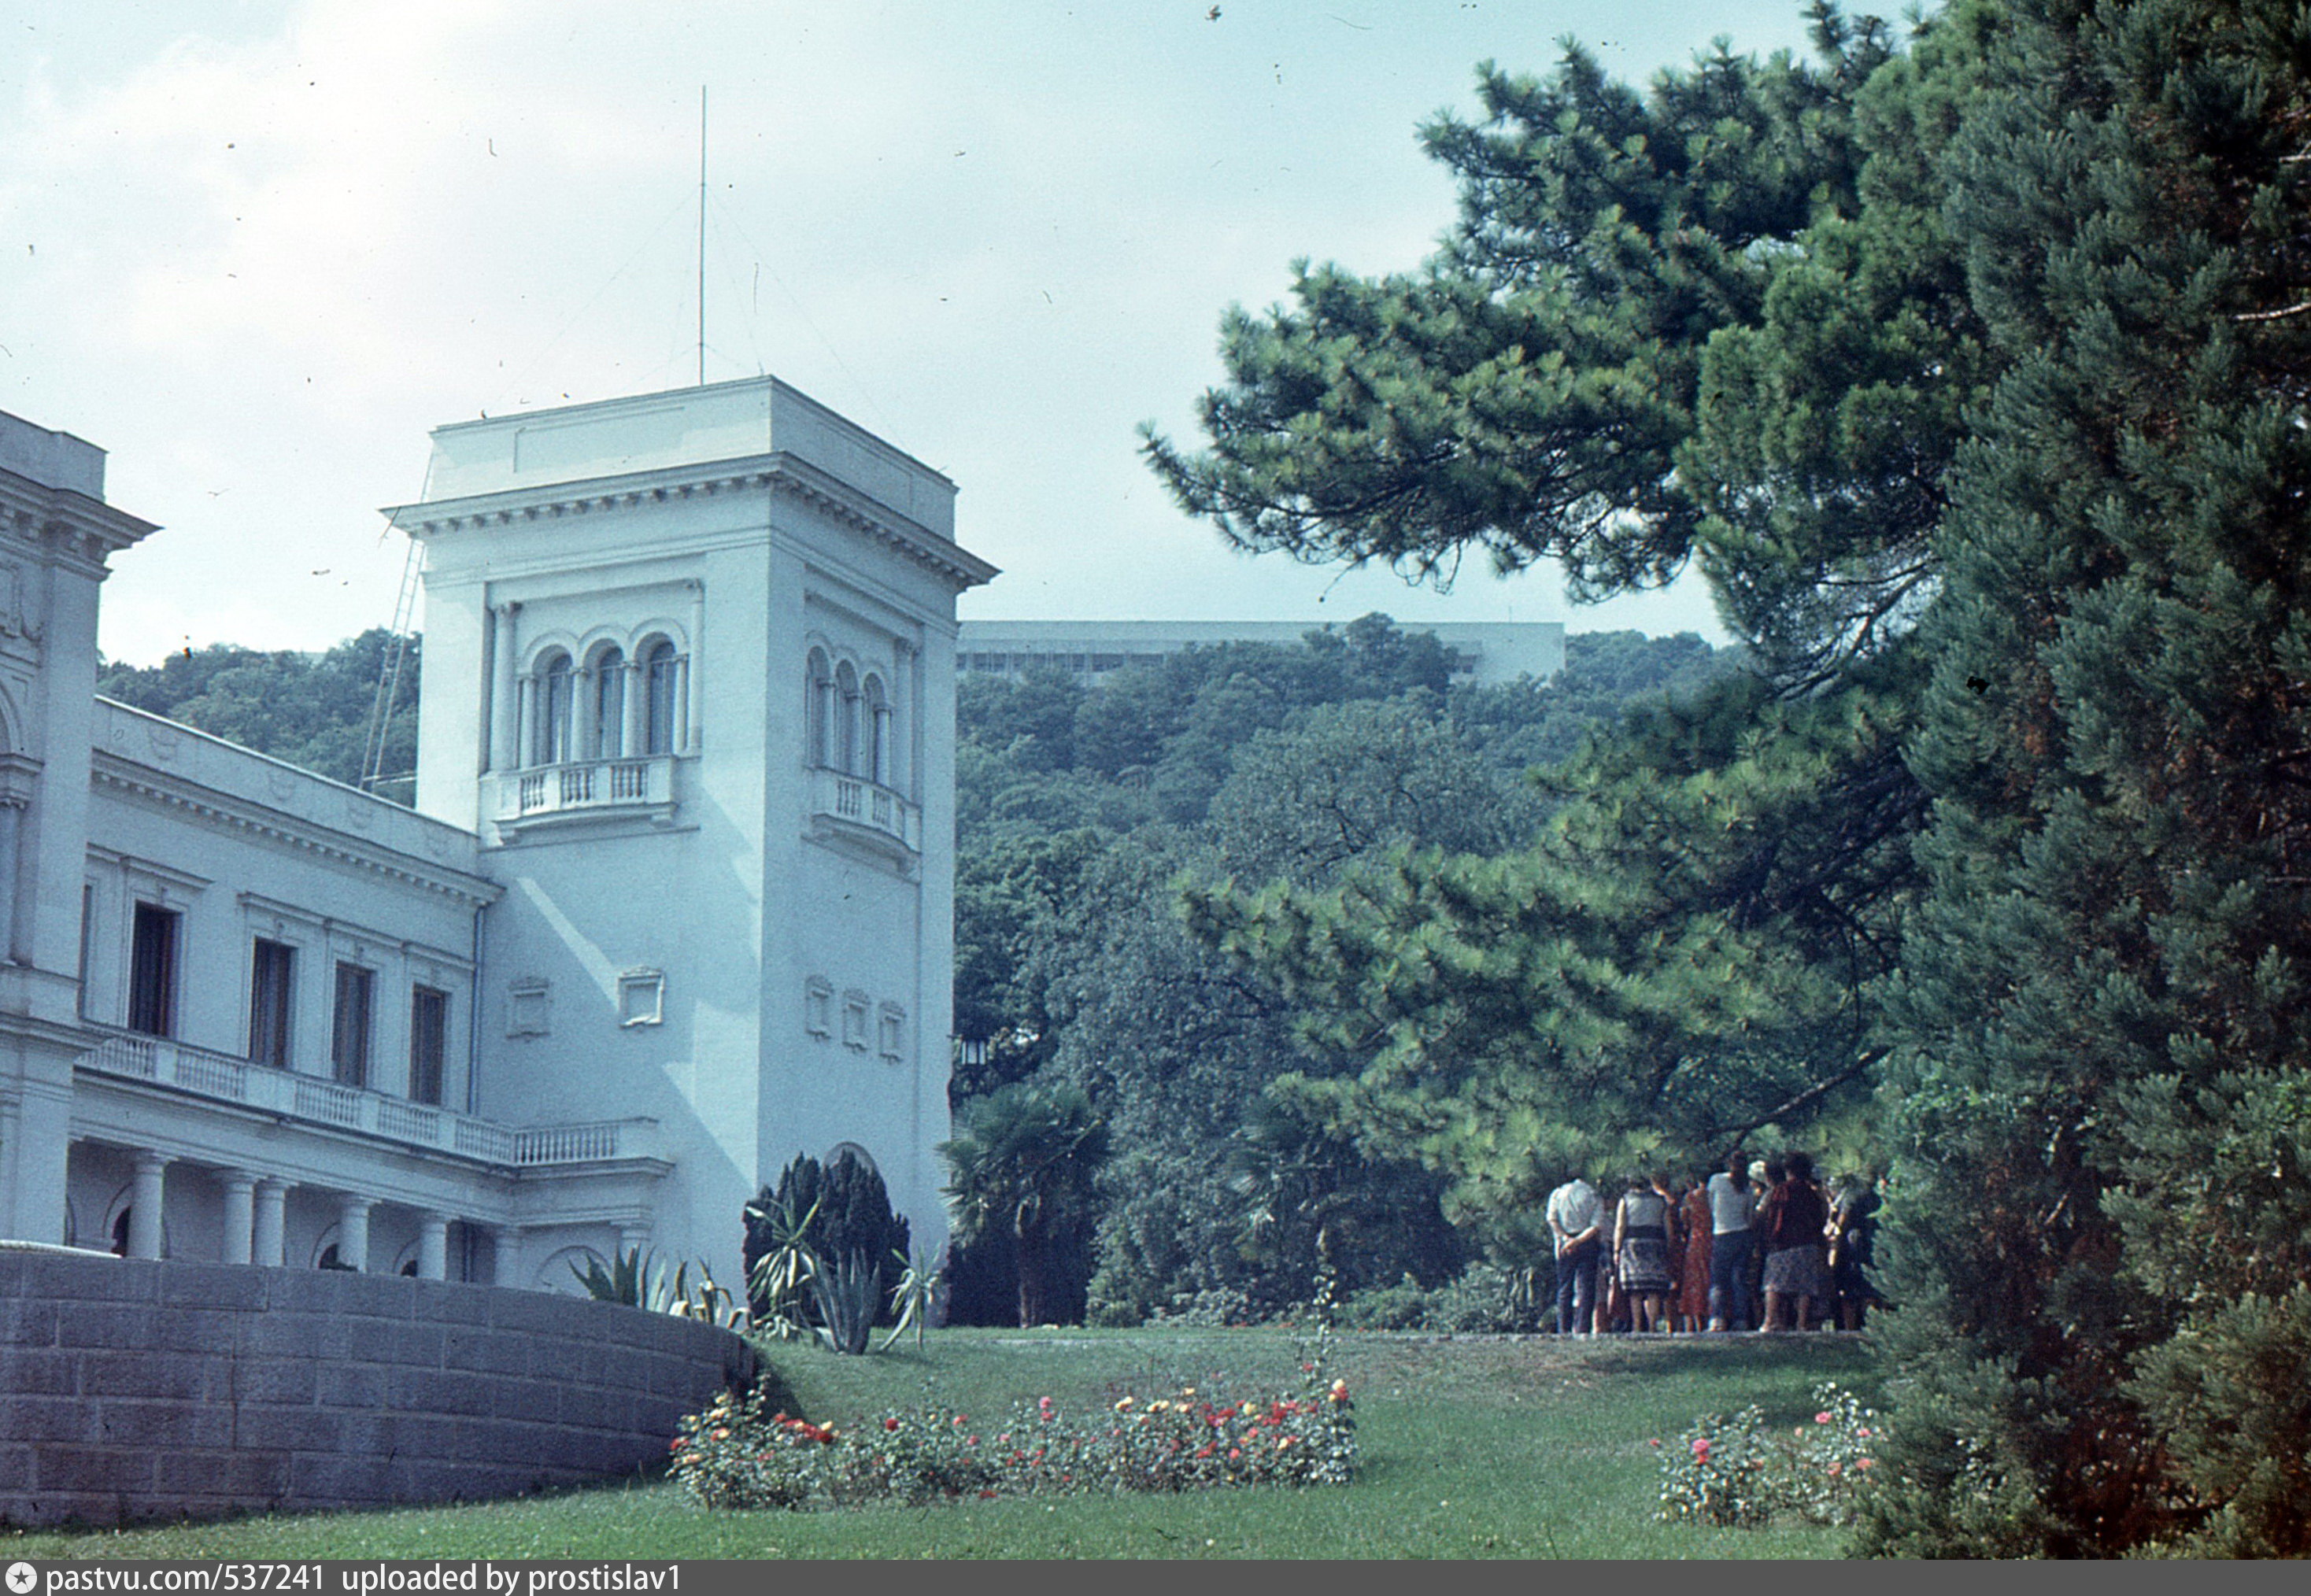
[
  {"xmin": 590, "ymin": 645, "xmax": 626, "ymax": 759},
  {"xmin": 532, "ymin": 652, "xmax": 574, "ymax": 767},
  {"xmin": 644, "ymin": 639, "xmax": 681, "ymax": 756}
]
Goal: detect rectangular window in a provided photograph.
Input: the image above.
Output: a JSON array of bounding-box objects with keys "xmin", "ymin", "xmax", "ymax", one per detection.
[
  {"xmin": 409, "ymin": 985, "xmax": 448, "ymax": 1105},
  {"xmin": 128, "ymin": 903, "xmax": 179, "ymax": 1037},
  {"xmin": 331, "ymin": 962, "xmax": 374, "ymax": 1088},
  {"xmin": 249, "ymin": 939, "xmax": 295, "ymax": 1067}
]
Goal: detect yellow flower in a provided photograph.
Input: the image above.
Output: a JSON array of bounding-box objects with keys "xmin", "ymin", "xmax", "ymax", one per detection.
[{"xmin": 1115, "ymin": 1397, "xmax": 1135, "ymax": 1411}]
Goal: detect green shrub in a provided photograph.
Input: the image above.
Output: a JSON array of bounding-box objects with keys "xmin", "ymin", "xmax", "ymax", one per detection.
[{"xmin": 1332, "ymin": 1273, "xmax": 1427, "ymax": 1331}]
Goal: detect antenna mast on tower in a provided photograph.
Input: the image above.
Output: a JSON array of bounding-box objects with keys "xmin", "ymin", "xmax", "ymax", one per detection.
[{"xmin": 697, "ymin": 85, "xmax": 708, "ymax": 386}]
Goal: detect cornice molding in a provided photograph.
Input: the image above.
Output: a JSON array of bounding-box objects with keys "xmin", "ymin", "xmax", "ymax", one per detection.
[
  {"xmin": 0, "ymin": 473, "xmax": 158, "ymax": 574},
  {"xmin": 91, "ymin": 755, "xmax": 499, "ymax": 909},
  {"xmin": 385, "ymin": 453, "xmax": 999, "ymax": 592}
]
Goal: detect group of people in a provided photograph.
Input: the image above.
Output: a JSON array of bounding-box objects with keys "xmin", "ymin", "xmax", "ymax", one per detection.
[{"xmin": 1544, "ymin": 1151, "xmax": 1882, "ymax": 1336}]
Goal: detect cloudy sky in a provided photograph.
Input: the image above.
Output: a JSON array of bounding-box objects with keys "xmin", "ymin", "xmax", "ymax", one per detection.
[{"xmin": 2, "ymin": 0, "xmax": 1818, "ymax": 667}]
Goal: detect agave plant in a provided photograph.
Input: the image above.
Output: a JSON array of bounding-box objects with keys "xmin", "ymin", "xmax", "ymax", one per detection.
[
  {"xmin": 666, "ymin": 1259, "xmax": 749, "ymax": 1329},
  {"xmin": 808, "ymin": 1247, "xmax": 883, "ymax": 1355},
  {"xmin": 880, "ymin": 1247, "xmax": 940, "ymax": 1351},
  {"xmin": 574, "ymin": 1244, "xmax": 748, "ymax": 1328},
  {"xmin": 743, "ymin": 1192, "xmax": 821, "ymax": 1341},
  {"xmin": 573, "ymin": 1243, "xmax": 670, "ymax": 1309}
]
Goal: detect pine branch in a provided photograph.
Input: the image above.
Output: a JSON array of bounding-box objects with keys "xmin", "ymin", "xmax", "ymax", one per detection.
[{"xmin": 1713, "ymin": 1046, "xmax": 1885, "ymax": 1143}]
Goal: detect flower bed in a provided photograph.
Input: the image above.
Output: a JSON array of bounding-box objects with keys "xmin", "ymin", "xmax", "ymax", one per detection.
[
  {"xmin": 671, "ymin": 1355, "xmax": 1356, "ymax": 1509},
  {"xmin": 1654, "ymin": 1380, "xmax": 1882, "ymax": 1528}
]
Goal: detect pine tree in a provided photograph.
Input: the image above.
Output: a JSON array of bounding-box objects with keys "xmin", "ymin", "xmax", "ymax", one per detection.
[{"xmin": 1862, "ymin": 0, "xmax": 2311, "ymax": 1554}]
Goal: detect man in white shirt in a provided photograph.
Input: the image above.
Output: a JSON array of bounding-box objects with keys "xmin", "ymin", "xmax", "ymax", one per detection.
[
  {"xmin": 1705, "ymin": 1151, "xmax": 1758, "ymax": 1332},
  {"xmin": 1546, "ymin": 1173, "xmax": 1603, "ymax": 1335}
]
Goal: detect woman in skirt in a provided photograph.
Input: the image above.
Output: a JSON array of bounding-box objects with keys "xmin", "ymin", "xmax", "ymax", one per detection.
[
  {"xmin": 1614, "ymin": 1173, "xmax": 1675, "ymax": 1333},
  {"xmin": 1759, "ymin": 1150, "xmax": 1832, "ymax": 1332}
]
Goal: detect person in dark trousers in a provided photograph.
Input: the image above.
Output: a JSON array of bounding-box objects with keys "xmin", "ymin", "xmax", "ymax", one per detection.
[{"xmin": 1546, "ymin": 1172, "xmax": 1603, "ymax": 1335}]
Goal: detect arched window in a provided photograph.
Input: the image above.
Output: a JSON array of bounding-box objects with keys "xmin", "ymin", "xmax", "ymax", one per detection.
[
  {"xmin": 835, "ymin": 663, "xmax": 861, "ymax": 775},
  {"xmin": 591, "ymin": 646, "xmax": 626, "ymax": 759},
  {"xmin": 864, "ymin": 674, "xmax": 892, "ymax": 787},
  {"xmin": 533, "ymin": 652, "xmax": 573, "ymax": 766},
  {"xmin": 645, "ymin": 640, "xmax": 680, "ymax": 756},
  {"xmin": 805, "ymin": 648, "xmax": 832, "ymax": 767}
]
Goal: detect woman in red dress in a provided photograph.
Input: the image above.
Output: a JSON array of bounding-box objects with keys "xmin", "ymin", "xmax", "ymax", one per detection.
[{"xmin": 1678, "ymin": 1173, "xmax": 1713, "ymax": 1332}]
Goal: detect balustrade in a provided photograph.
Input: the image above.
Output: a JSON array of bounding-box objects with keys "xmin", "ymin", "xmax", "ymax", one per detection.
[
  {"xmin": 808, "ymin": 767, "xmax": 919, "ymax": 853},
  {"xmin": 488, "ymin": 754, "xmax": 675, "ymax": 827},
  {"xmin": 79, "ymin": 1027, "xmax": 653, "ymax": 1168}
]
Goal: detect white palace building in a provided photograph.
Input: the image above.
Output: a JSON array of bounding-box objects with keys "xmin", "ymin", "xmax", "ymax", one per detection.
[{"xmin": 0, "ymin": 377, "xmax": 994, "ymax": 1292}]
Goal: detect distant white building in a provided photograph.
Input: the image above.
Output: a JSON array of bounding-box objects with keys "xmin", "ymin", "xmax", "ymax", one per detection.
[
  {"xmin": 0, "ymin": 378, "xmax": 993, "ymax": 1293},
  {"xmin": 956, "ymin": 619, "xmax": 1564, "ymax": 689}
]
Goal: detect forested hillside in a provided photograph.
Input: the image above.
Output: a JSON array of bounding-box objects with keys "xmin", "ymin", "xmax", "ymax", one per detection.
[
  {"xmin": 944, "ymin": 619, "xmax": 1729, "ymax": 1326},
  {"xmin": 94, "ymin": 630, "xmax": 419, "ymax": 800}
]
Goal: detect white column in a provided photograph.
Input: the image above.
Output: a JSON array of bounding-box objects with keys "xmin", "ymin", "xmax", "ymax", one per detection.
[
  {"xmin": 417, "ymin": 1212, "xmax": 449, "ymax": 1281},
  {"xmin": 128, "ymin": 1150, "xmax": 168, "ymax": 1260},
  {"xmin": 336, "ymin": 1195, "xmax": 372, "ymax": 1273},
  {"xmin": 218, "ymin": 1169, "xmax": 257, "ymax": 1266},
  {"xmin": 489, "ymin": 603, "xmax": 520, "ymax": 772},
  {"xmin": 516, "ymin": 677, "xmax": 536, "ymax": 769},
  {"xmin": 685, "ymin": 580, "xmax": 704, "ymax": 752},
  {"xmin": 0, "ymin": 1099, "xmax": 18, "ymax": 1241},
  {"xmin": 0, "ymin": 799, "xmax": 22, "ymax": 963},
  {"xmin": 490, "ymin": 1225, "xmax": 523, "ymax": 1288},
  {"xmin": 4, "ymin": 1084, "xmax": 72, "ymax": 1246},
  {"xmin": 253, "ymin": 1179, "xmax": 288, "ymax": 1267}
]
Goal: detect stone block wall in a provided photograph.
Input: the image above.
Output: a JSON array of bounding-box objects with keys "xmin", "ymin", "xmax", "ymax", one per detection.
[{"xmin": 0, "ymin": 1250, "xmax": 758, "ymax": 1527}]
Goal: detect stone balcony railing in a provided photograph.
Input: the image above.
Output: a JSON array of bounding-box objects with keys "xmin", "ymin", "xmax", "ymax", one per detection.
[
  {"xmin": 807, "ymin": 767, "xmax": 919, "ymax": 856},
  {"xmin": 483, "ymin": 754, "xmax": 678, "ymax": 834},
  {"xmin": 80, "ymin": 1029, "xmax": 660, "ymax": 1169}
]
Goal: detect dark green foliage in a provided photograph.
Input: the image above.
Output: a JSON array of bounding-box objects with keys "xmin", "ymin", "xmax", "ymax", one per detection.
[
  {"xmin": 939, "ymin": 1081, "xmax": 1111, "ymax": 1328},
  {"xmin": 741, "ymin": 1153, "xmax": 910, "ymax": 1350},
  {"xmin": 950, "ymin": 620, "xmax": 1730, "ymax": 1325},
  {"xmin": 1854, "ymin": 0, "xmax": 2311, "ymax": 1554},
  {"xmin": 1142, "ymin": 5, "xmax": 1899, "ymax": 604},
  {"xmin": 1181, "ymin": 661, "xmax": 1920, "ymax": 1258},
  {"xmin": 96, "ymin": 630, "xmax": 420, "ymax": 802}
]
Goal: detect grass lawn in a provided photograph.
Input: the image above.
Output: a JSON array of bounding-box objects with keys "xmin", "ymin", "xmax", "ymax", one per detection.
[{"xmin": 5, "ymin": 1328, "xmax": 1877, "ymax": 1560}]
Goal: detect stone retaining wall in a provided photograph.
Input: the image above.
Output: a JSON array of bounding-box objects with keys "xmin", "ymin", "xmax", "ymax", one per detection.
[{"xmin": 0, "ymin": 1251, "xmax": 758, "ymax": 1526}]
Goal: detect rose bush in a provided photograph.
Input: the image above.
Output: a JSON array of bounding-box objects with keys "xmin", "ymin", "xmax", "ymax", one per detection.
[
  {"xmin": 1655, "ymin": 1381, "xmax": 1882, "ymax": 1528},
  {"xmin": 671, "ymin": 1351, "xmax": 1355, "ymax": 1509}
]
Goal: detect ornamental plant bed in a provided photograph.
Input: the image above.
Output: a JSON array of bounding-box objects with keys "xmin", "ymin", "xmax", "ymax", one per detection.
[
  {"xmin": 1655, "ymin": 1380, "xmax": 1884, "ymax": 1528},
  {"xmin": 670, "ymin": 1348, "xmax": 1356, "ymax": 1509}
]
